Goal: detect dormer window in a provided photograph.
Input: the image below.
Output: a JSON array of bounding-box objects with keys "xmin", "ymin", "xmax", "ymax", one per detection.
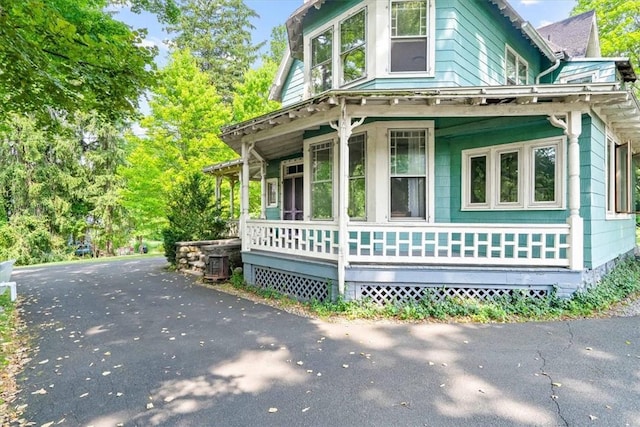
[
  {"xmin": 505, "ymin": 46, "xmax": 528, "ymax": 85},
  {"xmin": 390, "ymin": 0, "xmax": 429, "ymax": 72}
]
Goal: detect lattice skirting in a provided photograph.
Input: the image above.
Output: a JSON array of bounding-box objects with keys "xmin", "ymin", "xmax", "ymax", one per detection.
[
  {"xmin": 253, "ymin": 266, "xmax": 330, "ymax": 302},
  {"xmin": 356, "ymin": 284, "xmax": 550, "ymax": 305}
]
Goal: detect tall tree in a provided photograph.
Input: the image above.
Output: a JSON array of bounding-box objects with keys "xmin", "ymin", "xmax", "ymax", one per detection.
[
  {"xmin": 572, "ymin": 0, "xmax": 640, "ymax": 80},
  {"xmin": 167, "ymin": 0, "xmax": 261, "ymax": 104},
  {"xmin": 0, "ymin": 0, "xmax": 158, "ymax": 121},
  {"xmin": 121, "ymin": 49, "xmax": 236, "ymax": 239}
]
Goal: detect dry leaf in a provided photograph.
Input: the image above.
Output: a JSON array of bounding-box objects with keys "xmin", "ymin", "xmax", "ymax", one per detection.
[
  {"xmin": 589, "ymin": 415, "xmax": 598, "ymax": 421},
  {"xmin": 146, "ymin": 403, "xmax": 154, "ymax": 410},
  {"xmin": 302, "ymin": 407, "xmax": 310, "ymax": 413},
  {"xmin": 268, "ymin": 407, "xmax": 278, "ymax": 413},
  {"xmin": 31, "ymin": 389, "xmax": 47, "ymax": 395}
]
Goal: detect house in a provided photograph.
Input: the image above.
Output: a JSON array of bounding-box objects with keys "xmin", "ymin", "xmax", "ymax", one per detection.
[{"xmin": 205, "ymin": 0, "xmax": 640, "ymax": 304}]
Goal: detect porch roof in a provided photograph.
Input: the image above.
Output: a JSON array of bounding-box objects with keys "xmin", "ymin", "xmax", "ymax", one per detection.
[
  {"xmin": 219, "ymin": 83, "xmax": 640, "ymax": 160},
  {"xmin": 202, "ymin": 158, "xmax": 263, "ymax": 180}
]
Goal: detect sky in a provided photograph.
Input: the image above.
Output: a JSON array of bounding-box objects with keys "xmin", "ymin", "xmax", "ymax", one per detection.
[{"xmin": 116, "ymin": 0, "xmax": 579, "ymax": 67}]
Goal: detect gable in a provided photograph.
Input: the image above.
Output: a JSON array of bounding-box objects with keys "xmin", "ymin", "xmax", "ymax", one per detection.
[{"xmin": 537, "ymin": 10, "xmax": 601, "ymax": 58}]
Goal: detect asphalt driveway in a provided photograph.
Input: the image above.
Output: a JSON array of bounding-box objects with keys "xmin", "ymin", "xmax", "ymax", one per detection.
[{"xmin": 11, "ymin": 257, "xmax": 640, "ymax": 426}]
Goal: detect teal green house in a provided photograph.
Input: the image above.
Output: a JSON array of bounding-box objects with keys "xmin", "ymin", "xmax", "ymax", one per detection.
[{"xmin": 207, "ymin": 0, "xmax": 640, "ymax": 303}]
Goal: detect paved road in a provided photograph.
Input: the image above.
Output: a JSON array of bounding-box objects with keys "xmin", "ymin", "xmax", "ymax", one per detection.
[{"xmin": 12, "ymin": 258, "xmax": 640, "ymax": 427}]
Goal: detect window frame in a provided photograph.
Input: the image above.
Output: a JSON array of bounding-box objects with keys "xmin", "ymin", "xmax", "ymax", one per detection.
[
  {"xmin": 388, "ymin": 0, "xmax": 435, "ymax": 76},
  {"xmin": 266, "ymin": 178, "xmax": 279, "ymax": 208},
  {"xmin": 462, "ymin": 137, "xmax": 566, "ymax": 211},
  {"xmin": 389, "ymin": 128, "xmax": 429, "ymax": 220},
  {"xmin": 505, "ymin": 45, "xmax": 528, "ymax": 85},
  {"xmin": 348, "ymin": 132, "xmax": 367, "ymax": 220},
  {"xmin": 560, "ymin": 71, "xmax": 597, "ymax": 84},
  {"xmin": 605, "ymin": 132, "xmax": 633, "ymax": 218},
  {"xmin": 308, "ymin": 140, "xmax": 335, "ymax": 221},
  {"xmin": 305, "ymin": 6, "xmax": 368, "ymax": 97}
]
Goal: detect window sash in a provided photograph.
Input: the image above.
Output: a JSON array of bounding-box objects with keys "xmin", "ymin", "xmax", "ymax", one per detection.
[
  {"xmin": 311, "ymin": 29, "xmax": 333, "ymax": 94},
  {"xmin": 391, "ymin": 0, "xmax": 427, "ymax": 37},
  {"xmin": 390, "ymin": 129, "xmax": 427, "ymax": 219},
  {"xmin": 505, "ymin": 46, "xmax": 527, "ymax": 85},
  {"xmin": 390, "ymin": 0, "xmax": 428, "ymax": 72},
  {"xmin": 311, "ymin": 142, "xmax": 333, "ymax": 219},
  {"xmin": 348, "ymin": 133, "xmax": 366, "ymax": 219}
]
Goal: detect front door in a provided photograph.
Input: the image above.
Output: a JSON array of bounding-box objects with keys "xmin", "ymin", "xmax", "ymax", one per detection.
[{"xmin": 282, "ymin": 162, "xmax": 303, "ymax": 220}]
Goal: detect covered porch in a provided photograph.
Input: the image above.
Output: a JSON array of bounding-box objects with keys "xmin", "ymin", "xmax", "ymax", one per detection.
[{"xmin": 209, "ymin": 84, "xmax": 640, "ymax": 301}]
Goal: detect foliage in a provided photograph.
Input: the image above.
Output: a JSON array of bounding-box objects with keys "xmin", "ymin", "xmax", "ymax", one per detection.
[
  {"xmin": 122, "ymin": 49, "xmax": 236, "ymax": 241},
  {"xmin": 232, "ymin": 59, "xmax": 281, "ymax": 123},
  {"xmin": 0, "ymin": 0, "xmax": 157, "ymax": 121},
  {"xmin": 0, "ymin": 215, "xmax": 70, "ymax": 265},
  {"xmin": 162, "ymin": 172, "xmax": 227, "ymax": 264},
  {"xmin": 167, "ymin": 0, "xmax": 262, "ymax": 104},
  {"xmin": 572, "ymin": 0, "xmax": 640, "ymax": 93},
  {"xmin": 233, "ymin": 259, "xmax": 640, "ymax": 322}
]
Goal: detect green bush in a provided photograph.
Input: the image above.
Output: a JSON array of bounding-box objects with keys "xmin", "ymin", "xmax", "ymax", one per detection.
[
  {"xmin": 0, "ymin": 215, "xmax": 69, "ymax": 265},
  {"xmin": 162, "ymin": 172, "xmax": 227, "ymax": 265}
]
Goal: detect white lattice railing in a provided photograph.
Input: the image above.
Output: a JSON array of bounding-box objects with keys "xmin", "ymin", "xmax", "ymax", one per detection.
[
  {"xmin": 245, "ymin": 221, "xmax": 571, "ymax": 267},
  {"xmin": 245, "ymin": 220, "xmax": 340, "ymax": 261}
]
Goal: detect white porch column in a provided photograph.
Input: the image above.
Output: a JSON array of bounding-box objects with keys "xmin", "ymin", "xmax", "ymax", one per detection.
[
  {"xmin": 215, "ymin": 176, "xmax": 222, "ymax": 210},
  {"xmin": 566, "ymin": 111, "xmax": 583, "ymax": 270},
  {"xmin": 330, "ymin": 100, "xmax": 365, "ymax": 298},
  {"xmin": 240, "ymin": 142, "xmax": 251, "ymax": 250}
]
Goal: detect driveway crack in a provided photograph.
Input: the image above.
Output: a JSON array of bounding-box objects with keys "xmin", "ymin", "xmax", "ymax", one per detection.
[{"xmin": 538, "ymin": 350, "xmax": 569, "ymax": 427}]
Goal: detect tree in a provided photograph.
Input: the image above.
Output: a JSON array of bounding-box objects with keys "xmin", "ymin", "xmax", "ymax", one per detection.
[
  {"xmin": 572, "ymin": 1, "xmax": 640, "ymax": 82},
  {"xmin": 167, "ymin": 0, "xmax": 262, "ymax": 103},
  {"xmin": 121, "ymin": 49, "xmax": 236, "ymax": 240},
  {"xmin": 0, "ymin": 0, "xmax": 157, "ymax": 121}
]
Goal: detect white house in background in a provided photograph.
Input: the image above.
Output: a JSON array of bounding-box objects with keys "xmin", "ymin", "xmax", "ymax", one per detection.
[{"xmin": 205, "ymin": 0, "xmax": 640, "ymax": 304}]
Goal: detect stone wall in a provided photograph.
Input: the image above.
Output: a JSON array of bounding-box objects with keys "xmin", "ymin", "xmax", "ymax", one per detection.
[{"xmin": 175, "ymin": 238, "xmax": 242, "ymax": 279}]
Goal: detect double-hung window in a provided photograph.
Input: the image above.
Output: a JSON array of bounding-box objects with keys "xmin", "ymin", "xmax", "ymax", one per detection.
[
  {"xmin": 311, "ymin": 29, "xmax": 333, "ymax": 94},
  {"xmin": 390, "ymin": 130, "xmax": 427, "ymax": 219},
  {"xmin": 606, "ymin": 134, "xmax": 632, "ymax": 215},
  {"xmin": 348, "ymin": 133, "xmax": 366, "ymax": 219},
  {"xmin": 310, "ymin": 8, "xmax": 367, "ymax": 95},
  {"xmin": 390, "ymin": 0, "xmax": 429, "ymax": 72},
  {"xmin": 505, "ymin": 46, "xmax": 528, "ymax": 85},
  {"xmin": 341, "ymin": 9, "xmax": 366, "ymax": 85},
  {"xmin": 462, "ymin": 137, "xmax": 564, "ymax": 210},
  {"xmin": 311, "ymin": 141, "xmax": 334, "ymax": 219}
]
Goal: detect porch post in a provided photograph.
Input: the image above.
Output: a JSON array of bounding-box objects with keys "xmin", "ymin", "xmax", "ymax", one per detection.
[
  {"xmin": 330, "ymin": 100, "xmax": 365, "ymax": 298},
  {"xmin": 241, "ymin": 142, "xmax": 251, "ymax": 250},
  {"xmin": 215, "ymin": 176, "xmax": 222, "ymax": 210},
  {"xmin": 567, "ymin": 111, "xmax": 583, "ymax": 270}
]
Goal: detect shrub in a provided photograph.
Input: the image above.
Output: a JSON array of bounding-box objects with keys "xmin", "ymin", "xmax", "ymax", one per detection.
[{"xmin": 162, "ymin": 172, "xmax": 227, "ymax": 264}]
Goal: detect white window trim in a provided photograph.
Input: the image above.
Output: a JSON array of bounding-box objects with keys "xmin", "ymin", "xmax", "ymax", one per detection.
[
  {"xmin": 304, "ymin": 135, "xmax": 337, "ymax": 221},
  {"xmin": 304, "ymin": 4, "xmax": 370, "ymax": 97},
  {"xmin": 559, "ymin": 70, "xmax": 598, "ymax": 84},
  {"xmin": 387, "ymin": 123, "xmax": 435, "ymax": 222},
  {"xmin": 348, "ymin": 132, "xmax": 368, "ymax": 221},
  {"xmin": 266, "ymin": 178, "xmax": 279, "ymax": 208},
  {"xmin": 462, "ymin": 136, "xmax": 566, "ymax": 211},
  {"xmin": 384, "ymin": 0, "xmax": 436, "ymax": 77},
  {"xmin": 505, "ymin": 45, "xmax": 528, "ymax": 85},
  {"xmin": 605, "ymin": 131, "xmax": 633, "ymax": 220}
]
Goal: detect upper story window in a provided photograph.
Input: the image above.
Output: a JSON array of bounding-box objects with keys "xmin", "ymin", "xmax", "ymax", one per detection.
[
  {"xmin": 341, "ymin": 9, "xmax": 366, "ymax": 85},
  {"xmin": 309, "ymin": 8, "xmax": 367, "ymax": 96},
  {"xmin": 311, "ymin": 29, "xmax": 333, "ymax": 94},
  {"xmin": 505, "ymin": 46, "xmax": 528, "ymax": 85},
  {"xmin": 390, "ymin": 0, "xmax": 429, "ymax": 72}
]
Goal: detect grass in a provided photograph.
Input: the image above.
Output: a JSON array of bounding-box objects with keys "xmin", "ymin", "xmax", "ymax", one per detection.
[{"xmin": 228, "ymin": 258, "xmax": 640, "ymax": 323}]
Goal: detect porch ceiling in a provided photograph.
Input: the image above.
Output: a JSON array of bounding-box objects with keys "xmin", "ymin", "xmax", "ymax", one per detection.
[{"xmin": 219, "ymin": 83, "xmax": 640, "ymax": 157}]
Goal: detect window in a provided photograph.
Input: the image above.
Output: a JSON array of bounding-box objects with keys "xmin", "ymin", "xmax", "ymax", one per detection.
[
  {"xmin": 308, "ymin": 8, "xmax": 367, "ymax": 95},
  {"xmin": 266, "ymin": 178, "xmax": 278, "ymax": 207},
  {"xmin": 311, "ymin": 29, "xmax": 333, "ymax": 94},
  {"xmin": 390, "ymin": 0, "xmax": 429, "ymax": 72},
  {"xmin": 311, "ymin": 142, "xmax": 333, "ymax": 219},
  {"xmin": 390, "ymin": 130, "xmax": 426, "ymax": 218},
  {"xmin": 462, "ymin": 137, "xmax": 564, "ymax": 210},
  {"xmin": 348, "ymin": 133, "xmax": 366, "ymax": 219},
  {"xmin": 505, "ymin": 46, "xmax": 528, "ymax": 85},
  {"xmin": 606, "ymin": 135, "xmax": 632, "ymax": 215},
  {"xmin": 341, "ymin": 9, "xmax": 366, "ymax": 85}
]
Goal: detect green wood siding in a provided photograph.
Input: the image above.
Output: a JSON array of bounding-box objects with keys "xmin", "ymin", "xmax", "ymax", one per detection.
[
  {"xmin": 580, "ymin": 114, "xmax": 636, "ymax": 268},
  {"xmin": 442, "ymin": 116, "xmax": 567, "ymax": 224},
  {"xmin": 553, "ymin": 61, "xmax": 617, "ymax": 84},
  {"xmin": 282, "ymin": 59, "xmax": 305, "ymax": 107}
]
